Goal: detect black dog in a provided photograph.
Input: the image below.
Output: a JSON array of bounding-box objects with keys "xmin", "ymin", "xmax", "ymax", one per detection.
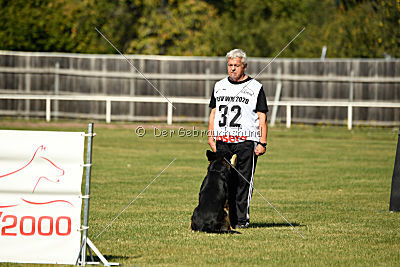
[{"xmin": 191, "ymin": 150, "xmax": 239, "ymax": 234}]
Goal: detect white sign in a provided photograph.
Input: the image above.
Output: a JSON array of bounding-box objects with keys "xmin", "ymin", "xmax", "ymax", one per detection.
[{"xmin": 0, "ymin": 130, "xmax": 85, "ymax": 264}]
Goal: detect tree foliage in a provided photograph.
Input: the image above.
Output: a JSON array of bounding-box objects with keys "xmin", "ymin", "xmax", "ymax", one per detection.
[
  {"xmin": 324, "ymin": 0, "xmax": 400, "ymax": 58},
  {"xmin": 0, "ymin": 0, "xmax": 399, "ymax": 58},
  {"xmin": 125, "ymin": 0, "xmax": 219, "ymax": 55}
]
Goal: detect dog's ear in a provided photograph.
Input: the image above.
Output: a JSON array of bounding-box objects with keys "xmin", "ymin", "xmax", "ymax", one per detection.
[
  {"xmin": 206, "ymin": 150, "xmax": 217, "ymax": 162},
  {"xmin": 223, "ymin": 150, "xmax": 233, "ymax": 161}
]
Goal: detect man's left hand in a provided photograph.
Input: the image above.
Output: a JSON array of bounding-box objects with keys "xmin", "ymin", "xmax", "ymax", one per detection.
[{"xmin": 255, "ymin": 144, "xmax": 266, "ymax": 156}]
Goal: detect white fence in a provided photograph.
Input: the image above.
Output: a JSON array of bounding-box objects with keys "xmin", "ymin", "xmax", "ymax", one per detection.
[
  {"xmin": 1, "ymin": 51, "xmax": 399, "ymax": 127},
  {"xmin": 1, "ymin": 94, "xmax": 399, "ymax": 130}
]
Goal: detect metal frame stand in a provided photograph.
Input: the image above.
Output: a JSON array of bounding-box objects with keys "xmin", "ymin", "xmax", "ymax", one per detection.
[{"xmin": 76, "ymin": 123, "xmax": 119, "ymax": 266}]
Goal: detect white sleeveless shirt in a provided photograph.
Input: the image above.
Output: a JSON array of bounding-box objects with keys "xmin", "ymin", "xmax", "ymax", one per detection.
[{"xmin": 212, "ymin": 77, "xmax": 264, "ymax": 143}]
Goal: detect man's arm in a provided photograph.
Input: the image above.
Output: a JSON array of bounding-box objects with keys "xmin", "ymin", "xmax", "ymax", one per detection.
[
  {"xmin": 208, "ymin": 108, "xmax": 216, "ymax": 152},
  {"xmin": 255, "ymin": 111, "xmax": 267, "ymax": 156}
]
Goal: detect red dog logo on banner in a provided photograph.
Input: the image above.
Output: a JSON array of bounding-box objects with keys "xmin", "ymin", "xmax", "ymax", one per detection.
[{"xmin": 0, "ymin": 145, "xmax": 73, "ymax": 208}]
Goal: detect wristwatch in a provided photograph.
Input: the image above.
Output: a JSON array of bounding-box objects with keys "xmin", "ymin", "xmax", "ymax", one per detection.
[{"xmin": 257, "ymin": 141, "xmax": 267, "ymax": 148}]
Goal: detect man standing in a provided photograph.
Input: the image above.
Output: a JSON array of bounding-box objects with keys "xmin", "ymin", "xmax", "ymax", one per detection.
[{"xmin": 208, "ymin": 49, "xmax": 268, "ymax": 229}]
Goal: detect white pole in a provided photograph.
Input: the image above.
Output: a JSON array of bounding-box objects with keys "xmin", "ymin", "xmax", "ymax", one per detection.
[
  {"xmin": 270, "ymin": 66, "xmax": 282, "ymax": 127},
  {"xmin": 348, "ymin": 105, "xmax": 353, "ymax": 130},
  {"xmin": 167, "ymin": 101, "xmax": 173, "ymax": 125},
  {"xmin": 286, "ymin": 104, "xmax": 291, "ymax": 128},
  {"xmin": 54, "ymin": 62, "xmax": 60, "ymax": 119},
  {"xmin": 25, "ymin": 56, "xmax": 31, "ymax": 120},
  {"xmin": 321, "ymin": 46, "xmax": 327, "ymax": 60},
  {"xmin": 106, "ymin": 100, "xmax": 111, "ymax": 123},
  {"xmin": 349, "ymin": 70, "xmax": 354, "ymax": 101},
  {"xmin": 348, "ymin": 70, "xmax": 354, "ymax": 130},
  {"xmin": 129, "ymin": 68, "xmax": 136, "ymax": 120},
  {"xmin": 80, "ymin": 123, "xmax": 94, "ymax": 266},
  {"xmin": 46, "ymin": 98, "xmax": 51, "ymax": 122}
]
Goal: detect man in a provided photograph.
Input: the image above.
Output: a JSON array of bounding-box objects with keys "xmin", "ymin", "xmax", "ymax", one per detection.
[{"xmin": 208, "ymin": 48, "xmax": 268, "ymax": 229}]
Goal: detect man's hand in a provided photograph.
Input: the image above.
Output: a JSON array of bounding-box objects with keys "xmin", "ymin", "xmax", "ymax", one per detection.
[
  {"xmin": 208, "ymin": 137, "xmax": 216, "ymax": 152},
  {"xmin": 255, "ymin": 144, "xmax": 266, "ymax": 156},
  {"xmin": 256, "ymin": 111, "xmax": 268, "ymax": 156}
]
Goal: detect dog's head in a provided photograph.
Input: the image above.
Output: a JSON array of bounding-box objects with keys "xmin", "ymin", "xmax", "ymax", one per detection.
[{"xmin": 206, "ymin": 150, "xmax": 235, "ymax": 173}]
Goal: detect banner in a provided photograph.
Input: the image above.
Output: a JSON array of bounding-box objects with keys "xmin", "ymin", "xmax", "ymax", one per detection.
[{"xmin": 0, "ymin": 130, "xmax": 85, "ymax": 264}]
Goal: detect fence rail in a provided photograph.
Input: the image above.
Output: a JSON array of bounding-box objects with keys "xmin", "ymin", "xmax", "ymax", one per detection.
[
  {"xmin": 1, "ymin": 94, "xmax": 399, "ymax": 130},
  {"xmin": 1, "ymin": 66, "xmax": 399, "ymax": 83}
]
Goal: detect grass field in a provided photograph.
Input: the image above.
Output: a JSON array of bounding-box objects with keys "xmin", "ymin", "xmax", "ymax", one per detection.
[{"xmin": 1, "ymin": 120, "xmax": 400, "ymax": 266}]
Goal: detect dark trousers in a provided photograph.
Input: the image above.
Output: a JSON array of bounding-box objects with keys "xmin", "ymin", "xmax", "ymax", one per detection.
[{"xmin": 216, "ymin": 140, "xmax": 258, "ymax": 225}]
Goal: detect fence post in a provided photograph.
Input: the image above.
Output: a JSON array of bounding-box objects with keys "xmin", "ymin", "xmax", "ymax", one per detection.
[
  {"xmin": 106, "ymin": 100, "xmax": 111, "ymax": 123},
  {"xmin": 347, "ymin": 105, "xmax": 353, "ymax": 130},
  {"xmin": 167, "ymin": 101, "xmax": 173, "ymax": 125},
  {"xmin": 348, "ymin": 70, "xmax": 354, "ymax": 130},
  {"xmin": 349, "ymin": 70, "xmax": 354, "ymax": 102},
  {"xmin": 286, "ymin": 104, "xmax": 291, "ymax": 128},
  {"xmin": 46, "ymin": 97, "xmax": 51, "ymax": 122},
  {"xmin": 129, "ymin": 68, "xmax": 136, "ymax": 120},
  {"xmin": 270, "ymin": 66, "xmax": 282, "ymax": 127},
  {"xmin": 25, "ymin": 56, "xmax": 31, "ymax": 120},
  {"xmin": 204, "ymin": 68, "xmax": 211, "ymax": 122},
  {"xmin": 160, "ymin": 60, "xmax": 167, "ymax": 117},
  {"xmin": 54, "ymin": 62, "xmax": 60, "ymax": 120}
]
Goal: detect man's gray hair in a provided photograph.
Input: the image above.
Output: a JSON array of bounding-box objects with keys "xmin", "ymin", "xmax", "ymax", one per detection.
[{"xmin": 226, "ymin": 49, "xmax": 247, "ymax": 66}]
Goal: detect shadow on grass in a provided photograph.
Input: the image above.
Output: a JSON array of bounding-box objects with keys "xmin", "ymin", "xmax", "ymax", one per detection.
[
  {"xmin": 88, "ymin": 254, "xmax": 140, "ymax": 263},
  {"xmin": 249, "ymin": 222, "xmax": 302, "ymax": 228}
]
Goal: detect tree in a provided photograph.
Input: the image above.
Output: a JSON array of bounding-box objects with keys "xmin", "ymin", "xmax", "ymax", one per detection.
[
  {"xmin": 125, "ymin": 0, "xmax": 219, "ymax": 55},
  {"xmin": 0, "ymin": 0, "xmax": 398, "ymax": 58},
  {"xmin": 0, "ymin": 0, "xmax": 140, "ymax": 53},
  {"xmin": 324, "ymin": 0, "xmax": 400, "ymax": 58}
]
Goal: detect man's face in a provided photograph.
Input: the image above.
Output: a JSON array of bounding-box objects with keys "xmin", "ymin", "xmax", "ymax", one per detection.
[{"xmin": 227, "ymin": 57, "xmax": 247, "ymax": 82}]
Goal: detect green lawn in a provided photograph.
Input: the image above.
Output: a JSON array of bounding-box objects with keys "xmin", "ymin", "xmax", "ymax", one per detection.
[{"xmin": 1, "ymin": 120, "xmax": 399, "ymax": 266}]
